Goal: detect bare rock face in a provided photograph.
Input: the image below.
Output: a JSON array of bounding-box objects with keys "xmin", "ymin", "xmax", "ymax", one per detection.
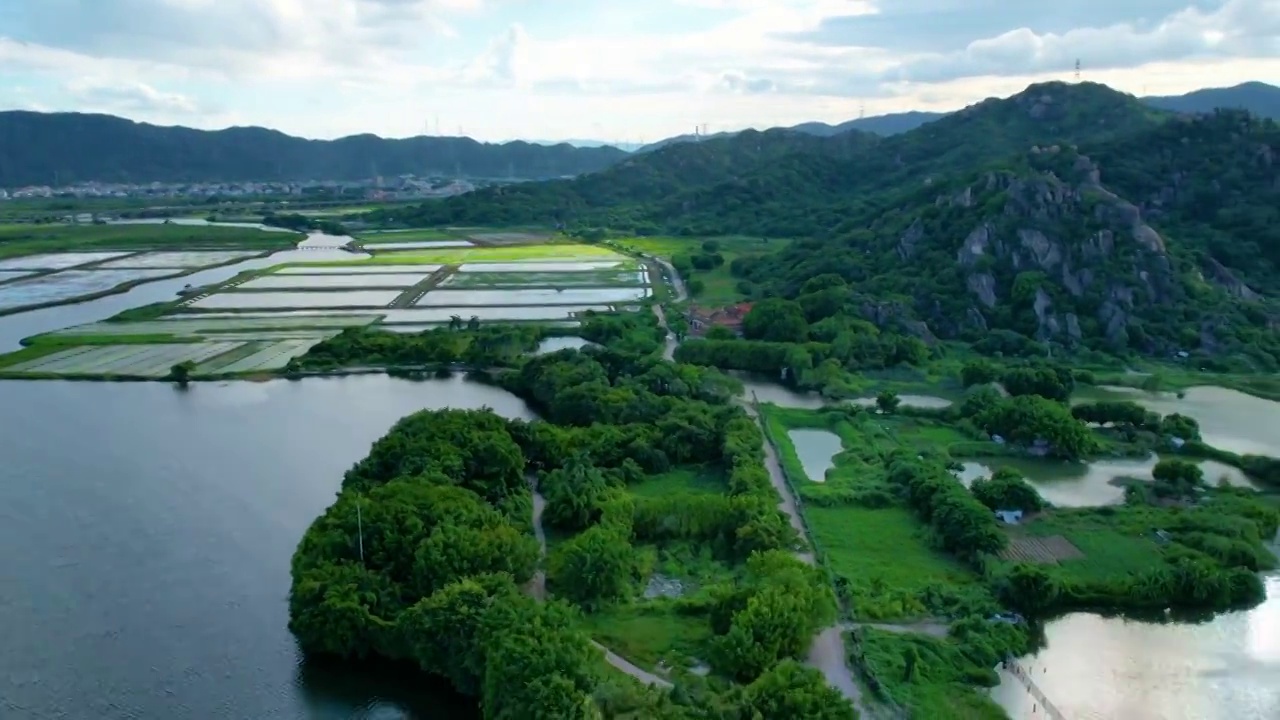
[
  {"xmin": 897, "ymin": 218, "xmax": 925, "ymax": 260},
  {"xmin": 1032, "ymin": 287, "xmax": 1060, "ymax": 340},
  {"xmin": 1017, "ymin": 228, "xmax": 1062, "ymax": 270},
  {"xmin": 967, "ymin": 273, "xmax": 998, "ymax": 309},
  {"xmin": 1065, "ymin": 313, "xmax": 1083, "ymax": 345},
  {"xmin": 958, "ymin": 224, "xmax": 993, "ymax": 266},
  {"xmin": 966, "ymin": 306, "xmax": 989, "ymax": 333},
  {"xmin": 1204, "ymin": 257, "xmax": 1262, "ymax": 301}
]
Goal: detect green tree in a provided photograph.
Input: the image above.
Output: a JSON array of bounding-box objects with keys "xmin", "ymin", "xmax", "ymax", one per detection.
[
  {"xmin": 741, "ymin": 660, "xmax": 856, "ymax": 720},
  {"xmin": 547, "ymin": 526, "xmax": 640, "ymax": 610},
  {"xmin": 971, "ymin": 467, "xmax": 1046, "ymax": 512},
  {"xmin": 876, "ymin": 390, "xmax": 901, "ymax": 413},
  {"xmin": 999, "ymin": 562, "xmax": 1062, "ymax": 615},
  {"xmin": 960, "ymin": 359, "xmax": 1000, "ymax": 387},
  {"xmin": 167, "ymin": 360, "xmax": 195, "ymax": 386},
  {"xmin": 742, "ymin": 298, "xmax": 809, "ymax": 343}
]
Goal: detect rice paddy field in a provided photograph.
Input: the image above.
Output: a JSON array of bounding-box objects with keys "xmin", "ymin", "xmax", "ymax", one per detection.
[
  {"xmin": 0, "ymin": 269, "xmax": 176, "ymax": 310},
  {"xmin": 0, "ymin": 238, "xmax": 656, "ymax": 379}
]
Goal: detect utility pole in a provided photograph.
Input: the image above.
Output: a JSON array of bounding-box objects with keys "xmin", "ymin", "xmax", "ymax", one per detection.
[{"xmin": 356, "ymin": 498, "xmax": 365, "ymax": 565}]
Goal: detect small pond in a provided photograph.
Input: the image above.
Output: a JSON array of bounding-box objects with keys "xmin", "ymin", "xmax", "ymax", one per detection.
[
  {"xmin": 850, "ymin": 394, "xmax": 953, "ymax": 409},
  {"xmin": 955, "ymin": 455, "xmax": 1258, "ymax": 507},
  {"xmin": 787, "ymin": 429, "xmax": 843, "ymax": 483},
  {"xmin": 1074, "ymin": 385, "xmax": 1280, "ymax": 457},
  {"xmin": 733, "ymin": 372, "xmax": 829, "ymax": 409},
  {"xmin": 535, "ymin": 336, "xmax": 593, "ymax": 354}
]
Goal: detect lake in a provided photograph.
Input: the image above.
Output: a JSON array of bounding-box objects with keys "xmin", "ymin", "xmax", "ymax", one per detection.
[{"xmin": 0, "ymin": 374, "xmax": 534, "ymax": 719}]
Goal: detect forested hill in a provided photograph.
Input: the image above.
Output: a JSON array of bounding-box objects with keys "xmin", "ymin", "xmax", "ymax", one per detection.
[
  {"xmin": 732, "ymin": 109, "xmax": 1280, "ymax": 367},
  {"xmin": 0, "ymin": 111, "xmax": 627, "ymax": 186},
  {"xmin": 385, "ymin": 82, "xmax": 1172, "ymax": 234}
]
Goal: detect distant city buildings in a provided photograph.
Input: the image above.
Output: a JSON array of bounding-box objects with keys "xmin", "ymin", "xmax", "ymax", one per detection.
[{"xmin": 0, "ymin": 175, "xmax": 479, "ymax": 202}]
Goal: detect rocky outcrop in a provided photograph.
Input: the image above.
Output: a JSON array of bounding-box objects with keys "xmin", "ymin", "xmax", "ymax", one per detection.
[
  {"xmin": 1204, "ymin": 258, "xmax": 1262, "ymax": 301},
  {"xmin": 957, "ymin": 224, "xmax": 994, "ymax": 266},
  {"xmin": 966, "ymin": 273, "xmax": 998, "ymax": 309},
  {"xmin": 897, "ymin": 218, "xmax": 924, "ymax": 259}
]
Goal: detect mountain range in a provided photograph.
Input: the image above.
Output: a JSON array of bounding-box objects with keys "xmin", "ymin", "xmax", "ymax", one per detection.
[
  {"xmin": 0, "ymin": 112, "xmax": 628, "ymax": 187},
  {"xmin": 377, "ymin": 80, "xmax": 1280, "ymax": 369},
  {"xmin": 2, "ymin": 82, "xmax": 1275, "ymax": 188},
  {"xmin": 634, "ymin": 82, "xmax": 1280, "ymax": 152}
]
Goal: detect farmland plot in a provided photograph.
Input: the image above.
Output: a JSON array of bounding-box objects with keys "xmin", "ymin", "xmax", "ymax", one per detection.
[
  {"xmin": 0, "ymin": 270, "xmax": 37, "ymax": 281},
  {"xmin": 8, "ymin": 342, "xmax": 245, "ymax": 376},
  {"xmin": 189, "ymin": 290, "xmax": 400, "ymax": 309},
  {"xmin": 414, "ymin": 287, "xmax": 647, "ymax": 307},
  {"xmin": 204, "ymin": 338, "xmax": 325, "ymax": 373},
  {"xmin": 275, "ymin": 264, "xmax": 441, "ymax": 274},
  {"xmin": 363, "ymin": 241, "xmax": 473, "ymax": 250},
  {"xmin": 237, "ymin": 273, "xmax": 429, "ymax": 290},
  {"xmin": 95, "ymin": 251, "xmax": 260, "ymax": 269},
  {"xmin": 0, "ymin": 269, "xmax": 175, "ymax": 310},
  {"xmin": 457, "ymin": 261, "xmax": 626, "ymax": 273},
  {"xmin": 378, "ymin": 305, "xmax": 611, "ymax": 322},
  {"xmin": 0, "ymin": 252, "xmax": 131, "ymax": 270},
  {"xmin": 441, "ymin": 270, "xmax": 647, "ymax": 288},
  {"xmin": 80, "ymin": 315, "xmax": 378, "ymax": 336}
]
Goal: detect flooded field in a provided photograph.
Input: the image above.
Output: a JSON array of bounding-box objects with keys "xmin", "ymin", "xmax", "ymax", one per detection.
[
  {"xmin": 189, "ymin": 290, "xmax": 399, "ymax": 309},
  {"xmin": 0, "ymin": 269, "xmax": 175, "ymax": 310},
  {"xmin": 237, "ymin": 273, "xmax": 430, "ymax": 290},
  {"xmin": 0, "ymin": 251, "xmax": 130, "ymax": 270},
  {"xmin": 275, "ymin": 264, "xmax": 441, "ymax": 274},
  {"xmin": 441, "ymin": 270, "xmax": 647, "ymax": 287},
  {"xmin": 0, "ymin": 270, "xmax": 38, "ymax": 280},
  {"xmin": 415, "ymin": 287, "xmax": 647, "ymax": 306},
  {"xmin": 457, "ymin": 261, "xmax": 625, "ymax": 272},
  {"xmin": 96, "ymin": 251, "xmax": 260, "ymax": 269}
]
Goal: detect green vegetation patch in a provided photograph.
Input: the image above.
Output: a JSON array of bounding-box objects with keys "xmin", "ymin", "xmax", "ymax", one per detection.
[
  {"xmin": 627, "ymin": 466, "xmax": 726, "ymax": 500},
  {"xmin": 0, "ymin": 222, "xmax": 297, "ymax": 259},
  {"xmin": 615, "ymin": 235, "xmax": 789, "ymax": 305}
]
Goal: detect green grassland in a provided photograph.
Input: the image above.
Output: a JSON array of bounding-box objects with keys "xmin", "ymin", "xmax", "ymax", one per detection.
[
  {"xmin": 353, "ymin": 228, "xmax": 464, "ymax": 242},
  {"xmin": 761, "ymin": 404, "xmax": 991, "ymax": 620},
  {"xmin": 0, "ymin": 223, "xmax": 299, "ymax": 259},
  {"xmin": 611, "ymin": 235, "xmax": 790, "ymax": 305},
  {"xmin": 627, "ymin": 466, "xmax": 726, "ymax": 499}
]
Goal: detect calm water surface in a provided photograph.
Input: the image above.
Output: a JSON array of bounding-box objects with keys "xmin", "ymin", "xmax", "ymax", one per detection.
[
  {"xmin": 787, "ymin": 429, "xmax": 842, "ymax": 483},
  {"xmin": 0, "ymin": 374, "xmax": 532, "ymax": 719}
]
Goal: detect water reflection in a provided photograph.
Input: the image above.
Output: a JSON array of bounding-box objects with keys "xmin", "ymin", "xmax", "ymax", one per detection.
[
  {"xmin": 787, "ymin": 429, "xmax": 843, "ymax": 483},
  {"xmin": 1075, "ymin": 386, "xmax": 1280, "ymax": 458},
  {"xmin": 991, "ymin": 576, "xmax": 1280, "ymax": 720},
  {"xmin": 956, "ymin": 456, "xmax": 1258, "ymax": 506}
]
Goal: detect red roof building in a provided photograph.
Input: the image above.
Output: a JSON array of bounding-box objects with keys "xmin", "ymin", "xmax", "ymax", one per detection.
[{"xmin": 687, "ymin": 302, "xmax": 754, "ymax": 335}]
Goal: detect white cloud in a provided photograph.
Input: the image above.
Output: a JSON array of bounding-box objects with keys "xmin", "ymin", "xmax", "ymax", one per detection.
[
  {"xmin": 65, "ymin": 77, "xmax": 207, "ymax": 115},
  {"xmin": 0, "ymin": 0, "xmax": 1276, "ymax": 141}
]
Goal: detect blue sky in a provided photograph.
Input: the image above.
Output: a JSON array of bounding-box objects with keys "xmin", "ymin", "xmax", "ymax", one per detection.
[{"xmin": 0, "ymin": 0, "xmax": 1276, "ymax": 142}]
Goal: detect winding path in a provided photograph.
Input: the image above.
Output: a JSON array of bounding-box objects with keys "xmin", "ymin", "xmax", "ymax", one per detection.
[
  {"xmin": 638, "ymin": 254, "xmax": 868, "ymax": 715},
  {"xmin": 526, "ymin": 479, "xmax": 673, "ymax": 689}
]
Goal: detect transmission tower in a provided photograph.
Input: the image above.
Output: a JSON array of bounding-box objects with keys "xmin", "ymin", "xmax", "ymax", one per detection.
[
  {"xmin": 859, "ymin": 103, "xmax": 865, "ymax": 120},
  {"xmin": 1074, "ymin": 59, "xmax": 1081, "ymax": 81}
]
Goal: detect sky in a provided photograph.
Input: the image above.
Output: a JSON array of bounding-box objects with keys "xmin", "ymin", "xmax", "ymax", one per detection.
[{"xmin": 0, "ymin": 0, "xmax": 1277, "ymax": 143}]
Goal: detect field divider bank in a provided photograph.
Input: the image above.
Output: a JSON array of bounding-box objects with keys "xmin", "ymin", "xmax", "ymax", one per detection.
[
  {"xmin": 390, "ymin": 265, "xmax": 456, "ymax": 308},
  {"xmin": 750, "ymin": 397, "xmax": 905, "ymax": 719}
]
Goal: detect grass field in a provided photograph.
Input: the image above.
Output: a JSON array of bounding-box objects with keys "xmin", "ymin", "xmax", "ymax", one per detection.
[
  {"xmin": 614, "ymin": 235, "xmax": 789, "ymax": 305},
  {"xmin": 581, "ymin": 602, "xmax": 713, "ymax": 670},
  {"xmin": 0, "ymin": 223, "xmax": 297, "ymax": 259},
  {"xmin": 807, "ymin": 506, "xmax": 984, "ymax": 620},
  {"xmin": 762, "ymin": 404, "xmax": 988, "ymax": 620},
  {"xmin": 628, "ymin": 466, "xmax": 725, "ymax": 499},
  {"xmin": 859, "ymin": 629, "xmax": 1012, "ymax": 720},
  {"xmin": 1008, "ymin": 508, "xmax": 1169, "ymax": 583},
  {"xmin": 353, "ymin": 228, "xmax": 463, "ymax": 242}
]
